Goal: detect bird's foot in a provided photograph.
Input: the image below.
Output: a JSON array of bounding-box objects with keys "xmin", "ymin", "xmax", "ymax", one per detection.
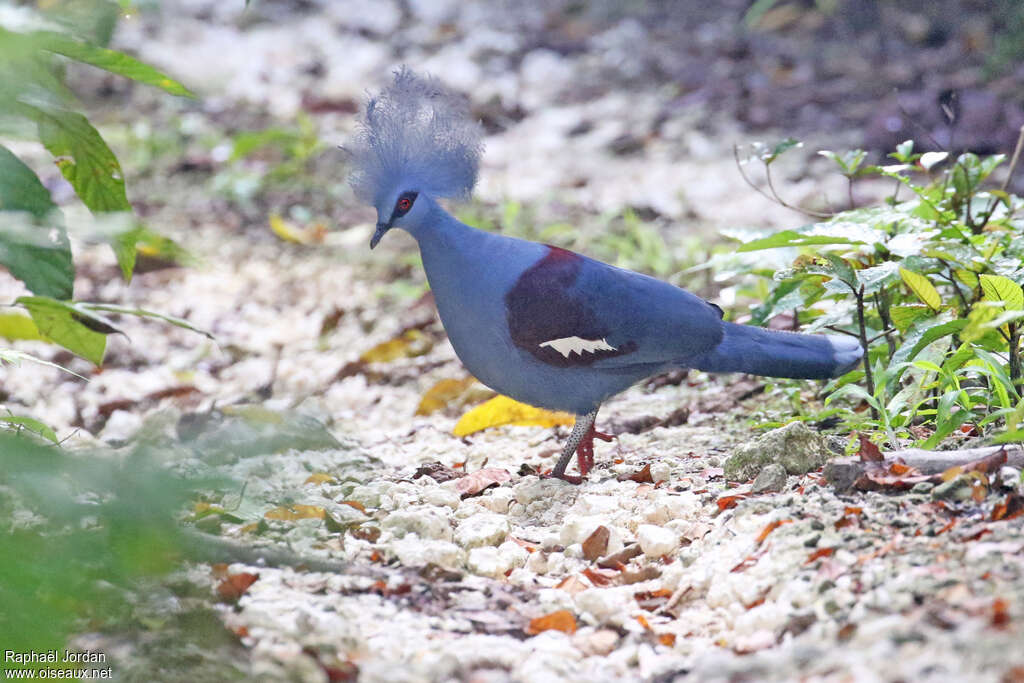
[
  {"xmin": 576, "ymin": 426, "xmax": 615, "ymax": 476},
  {"xmin": 542, "ymin": 471, "xmax": 584, "ymax": 485}
]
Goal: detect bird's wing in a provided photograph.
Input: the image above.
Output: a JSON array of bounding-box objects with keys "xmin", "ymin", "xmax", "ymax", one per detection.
[{"xmin": 504, "ymin": 246, "xmax": 724, "ymax": 369}]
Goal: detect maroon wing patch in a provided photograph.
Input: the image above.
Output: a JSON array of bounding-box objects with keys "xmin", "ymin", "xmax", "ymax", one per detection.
[{"xmin": 504, "ymin": 246, "xmax": 636, "ymax": 367}]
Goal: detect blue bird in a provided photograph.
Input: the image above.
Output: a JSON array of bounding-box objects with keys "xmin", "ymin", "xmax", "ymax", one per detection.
[{"xmin": 349, "ymin": 68, "xmax": 863, "ymax": 481}]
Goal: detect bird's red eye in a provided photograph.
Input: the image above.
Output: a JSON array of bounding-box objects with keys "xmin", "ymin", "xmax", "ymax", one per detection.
[{"xmin": 398, "ymin": 198, "xmax": 412, "ymax": 211}]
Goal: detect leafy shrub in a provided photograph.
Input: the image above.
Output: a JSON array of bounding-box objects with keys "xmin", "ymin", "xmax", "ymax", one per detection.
[
  {"xmin": 730, "ymin": 135, "xmax": 1024, "ymax": 447},
  {"xmin": 0, "ymin": 5, "xmax": 207, "ymax": 436}
]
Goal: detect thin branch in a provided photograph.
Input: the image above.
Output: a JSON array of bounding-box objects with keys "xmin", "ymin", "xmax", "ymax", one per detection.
[
  {"xmin": 732, "ymin": 145, "xmax": 833, "ymax": 219},
  {"xmin": 824, "ymin": 325, "xmax": 861, "ymax": 339}
]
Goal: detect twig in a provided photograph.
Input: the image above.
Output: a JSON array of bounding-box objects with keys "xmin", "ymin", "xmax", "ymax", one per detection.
[{"xmin": 732, "ymin": 145, "xmax": 833, "ymax": 219}]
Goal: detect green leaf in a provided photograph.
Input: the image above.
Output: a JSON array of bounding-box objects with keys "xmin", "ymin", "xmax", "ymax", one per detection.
[
  {"xmin": 15, "ymin": 296, "xmax": 121, "ymax": 365},
  {"xmin": 979, "ymin": 274, "xmax": 1024, "ymax": 310},
  {"xmin": 737, "ymin": 230, "xmax": 859, "ymax": 252},
  {"xmin": 36, "ymin": 31, "xmax": 193, "ymax": 97},
  {"xmin": 0, "ymin": 312, "xmax": 45, "ymax": 341},
  {"xmin": 0, "ymin": 145, "xmax": 74, "ymax": 299},
  {"xmin": 77, "ymin": 303, "xmax": 214, "ymax": 339},
  {"xmin": 954, "ymin": 269, "xmax": 979, "ymax": 289},
  {"xmin": 899, "ymin": 267, "xmax": 942, "ymax": 311},
  {"xmin": 0, "ymin": 348, "xmax": 86, "ymax": 379},
  {"xmin": 33, "ymin": 106, "xmax": 131, "ymax": 213},
  {"xmin": 0, "ymin": 415, "xmax": 58, "ymax": 443},
  {"xmin": 889, "ymin": 304, "xmax": 932, "ymax": 333},
  {"xmin": 891, "ymin": 319, "xmax": 968, "ymax": 369},
  {"xmin": 993, "ymin": 430, "xmax": 1024, "ymax": 444}
]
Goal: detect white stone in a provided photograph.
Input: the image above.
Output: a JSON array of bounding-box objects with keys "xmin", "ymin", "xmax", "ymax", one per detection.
[
  {"xmin": 638, "ymin": 524, "xmax": 679, "ymax": 558},
  {"xmin": 390, "ymin": 536, "xmax": 464, "ymax": 570},
  {"xmin": 455, "ymin": 513, "xmax": 510, "ymax": 549},
  {"xmin": 382, "ymin": 505, "xmax": 453, "ymax": 541}
]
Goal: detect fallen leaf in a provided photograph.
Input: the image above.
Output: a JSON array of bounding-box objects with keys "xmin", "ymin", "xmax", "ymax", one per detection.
[
  {"xmin": 555, "ymin": 574, "xmax": 589, "ymax": 595},
  {"xmin": 339, "ymin": 500, "xmax": 367, "ymax": 513},
  {"xmin": 582, "ymin": 526, "xmax": 611, "ymax": 562},
  {"xmin": 992, "ymin": 598, "xmax": 1011, "ymax": 629},
  {"xmin": 264, "ymin": 504, "xmax": 326, "ymax": 521},
  {"xmin": 453, "ymin": 395, "xmax": 574, "ymax": 437},
  {"xmin": 755, "ymin": 519, "xmax": 792, "ymax": 545},
  {"xmin": 731, "ymin": 546, "xmax": 768, "ymax": 573},
  {"xmin": 217, "ymin": 572, "xmax": 259, "ymax": 601},
  {"xmin": 805, "ymin": 547, "xmax": 835, "ymax": 564},
  {"xmin": 837, "ymin": 622, "xmax": 857, "ymax": 641},
  {"xmin": 597, "ymin": 543, "xmax": 643, "ymax": 569},
  {"xmin": 635, "ymin": 614, "xmax": 652, "ymax": 630},
  {"xmin": 619, "ymin": 463, "xmax": 654, "ymax": 483},
  {"xmin": 305, "ymin": 473, "xmax": 335, "ymax": 485},
  {"xmin": 936, "ymin": 519, "xmax": 956, "ymax": 535},
  {"xmin": 858, "ymin": 433, "xmax": 884, "ymax": 462},
  {"xmin": 269, "ymin": 213, "xmax": 327, "ymax": 244},
  {"xmin": 350, "ymin": 525, "xmax": 381, "ymax": 542},
  {"xmin": 658, "ymin": 633, "xmax": 677, "ymax": 647},
  {"xmin": 717, "ymin": 493, "xmax": 748, "ymax": 512},
  {"xmin": 526, "ymin": 610, "xmax": 577, "ymax": 635},
  {"xmin": 360, "ymin": 329, "xmax": 433, "ymax": 364},
  {"xmin": 889, "ymin": 462, "xmax": 912, "ymax": 475},
  {"xmin": 992, "ymin": 493, "xmax": 1024, "ymax": 521},
  {"xmin": 415, "ymin": 376, "xmax": 489, "ymax": 415},
  {"xmin": 412, "ymin": 461, "xmax": 462, "ymax": 483},
  {"xmin": 583, "ymin": 567, "xmax": 619, "ymax": 586},
  {"xmin": 455, "ymin": 467, "xmax": 511, "ymax": 496}
]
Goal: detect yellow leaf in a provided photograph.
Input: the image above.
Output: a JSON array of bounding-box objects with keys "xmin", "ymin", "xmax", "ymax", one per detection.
[
  {"xmin": 899, "ymin": 267, "xmax": 941, "ymax": 312},
  {"xmin": 360, "ymin": 329, "xmax": 433, "ymax": 363},
  {"xmin": 979, "ymin": 274, "xmax": 1024, "ymax": 310},
  {"xmin": 269, "ymin": 213, "xmax": 327, "ymax": 245},
  {"xmin": 304, "ymin": 473, "xmax": 335, "ymax": 485},
  {"xmin": 264, "ymin": 504, "xmax": 326, "ymax": 520},
  {"xmin": 453, "ymin": 395, "xmax": 574, "ymax": 437},
  {"xmin": 0, "ymin": 312, "xmax": 45, "ymax": 341},
  {"xmin": 416, "ymin": 377, "xmax": 493, "ymax": 415}
]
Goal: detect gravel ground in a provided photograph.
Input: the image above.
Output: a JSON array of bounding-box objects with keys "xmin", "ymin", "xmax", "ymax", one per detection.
[{"xmin": 3, "ymin": 1, "xmax": 1024, "ymax": 681}]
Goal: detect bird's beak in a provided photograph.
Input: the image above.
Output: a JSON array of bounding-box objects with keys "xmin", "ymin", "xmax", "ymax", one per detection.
[{"xmin": 369, "ymin": 222, "xmax": 390, "ymax": 249}]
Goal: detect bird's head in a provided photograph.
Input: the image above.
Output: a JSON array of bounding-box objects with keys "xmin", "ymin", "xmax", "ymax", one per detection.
[{"xmin": 347, "ymin": 67, "xmax": 483, "ymax": 249}]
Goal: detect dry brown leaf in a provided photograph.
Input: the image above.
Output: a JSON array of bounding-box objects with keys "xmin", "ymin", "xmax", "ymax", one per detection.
[
  {"xmin": 805, "ymin": 547, "xmax": 835, "ymax": 564},
  {"xmin": 755, "ymin": 519, "xmax": 792, "ymax": 545},
  {"xmin": 217, "ymin": 572, "xmax": 259, "ymax": 601},
  {"xmin": 992, "ymin": 598, "xmax": 1011, "ymax": 629},
  {"xmin": 555, "ymin": 574, "xmax": 589, "ymax": 595},
  {"xmin": 526, "ymin": 610, "xmax": 577, "ymax": 635},
  {"xmin": 717, "ymin": 493, "xmax": 748, "ymax": 512},
  {"xmin": 635, "ymin": 614, "xmax": 652, "ymax": 630},
  {"xmin": 992, "ymin": 493, "xmax": 1024, "ymax": 521},
  {"xmin": 583, "ymin": 567, "xmax": 619, "ymax": 586},
  {"xmin": 339, "ymin": 500, "xmax": 367, "ymax": 513},
  {"xmin": 582, "ymin": 526, "xmax": 611, "ymax": 561},
  {"xmin": 858, "ymin": 433, "xmax": 884, "ymax": 462},
  {"xmin": 304, "ymin": 473, "xmax": 335, "ymax": 485},
  {"xmin": 453, "ymin": 395, "xmax": 573, "ymax": 437},
  {"xmin": 455, "ymin": 467, "xmax": 511, "ymax": 497},
  {"xmin": 618, "ymin": 463, "xmax": 654, "ymax": 483},
  {"xmin": 658, "ymin": 633, "xmax": 677, "ymax": 647}
]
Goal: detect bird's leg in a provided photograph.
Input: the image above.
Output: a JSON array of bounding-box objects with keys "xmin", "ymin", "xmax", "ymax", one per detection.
[{"xmin": 550, "ymin": 409, "xmax": 612, "ymax": 481}]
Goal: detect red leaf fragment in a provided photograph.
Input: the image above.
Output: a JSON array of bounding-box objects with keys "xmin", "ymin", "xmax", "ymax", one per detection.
[
  {"xmin": 858, "ymin": 433, "xmax": 884, "ymax": 462},
  {"xmin": 992, "ymin": 493, "xmax": 1024, "ymax": 522},
  {"xmin": 217, "ymin": 572, "xmax": 259, "ymax": 601},
  {"xmin": 992, "ymin": 598, "xmax": 1011, "ymax": 630},
  {"xmin": 635, "ymin": 614, "xmax": 652, "ymax": 630},
  {"xmin": 658, "ymin": 633, "xmax": 677, "ymax": 646},
  {"xmin": 527, "ymin": 610, "xmax": 577, "ymax": 635},
  {"xmin": 619, "ymin": 463, "xmax": 654, "ymax": 483},
  {"xmin": 936, "ymin": 519, "xmax": 956, "ymax": 535},
  {"xmin": 583, "ymin": 567, "xmax": 619, "ymax": 586},
  {"xmin": 805, "ymin": 547, "xmax": 835, "ymax": 565},
  {"xmin": 755, "ymin": 519, "xmax": 792, "ymax": 545},
  {"xmin": 731, "ymin": 546, "xmax": 768, "ymax": 573},
  {"xmin": 717, "ymin": 494, "xmax": 748, "ymax": 512}
]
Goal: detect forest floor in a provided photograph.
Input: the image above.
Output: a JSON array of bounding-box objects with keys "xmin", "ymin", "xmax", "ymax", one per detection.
[{"xmin": 3, "ymin": 1, "xmax": 1024, "ymax": 681}]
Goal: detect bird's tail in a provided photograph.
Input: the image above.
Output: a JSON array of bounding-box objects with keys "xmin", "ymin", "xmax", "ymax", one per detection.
[{"xmin": 689, "ymin": 322, "xmax": 862, "ymax": 379}]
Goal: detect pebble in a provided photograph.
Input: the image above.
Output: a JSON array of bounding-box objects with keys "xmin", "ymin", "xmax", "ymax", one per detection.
[{"xmin": 637, "ymin": 523, "xmax": 679, "ymax": 557}]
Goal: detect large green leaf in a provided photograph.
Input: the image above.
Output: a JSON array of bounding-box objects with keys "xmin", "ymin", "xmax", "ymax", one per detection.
[
  {"xmin": 899, "ymin": 267, "xmax": 941, "ymax": 312},
  {"xmin": 33, "ymin": 106, "xmax": 130, "ymax": 213},
  {"xmin": 979, "ymin": 274, "xmax": 1024, "ymax": 310},
  {"xmin": 737, "ymin": 230, "xmax": 860, "ymax": 252},
  {"xmin": 15, "ymin": 296, "xmax": 122, "ymax": 365},
  {"xmin": 36, "ymin": 31, "xmax": 193, "ymax": 98},
  {"xmin": 0, "ymin": 145, "xmax": 74, "ymax": 299}
]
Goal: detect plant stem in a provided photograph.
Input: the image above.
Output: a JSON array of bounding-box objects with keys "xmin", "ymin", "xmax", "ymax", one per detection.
[{"xmin": 855, "ymin": 284, "xmax": 877, "ymax": 418}]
